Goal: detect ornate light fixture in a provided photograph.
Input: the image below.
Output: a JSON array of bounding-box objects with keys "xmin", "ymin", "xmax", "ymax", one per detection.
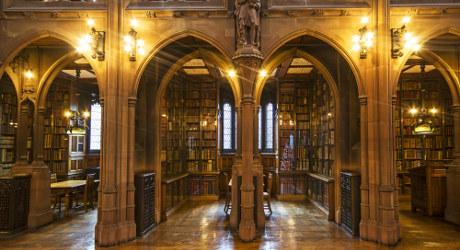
[
  {"xmin": 9, "ymin": 53, "xmax": 34, "ymax": 78},
  {"xmin": 124, "ymin": 20, "xmax": 145, "ymax": 61},
  {"xmin": 64, "ymin": 110, "xmax": 90, "ymax": 134},
  {"xmin": 410, "ymin": 64, "xmax": 438, "ymax": 134},
  {"xmin": 391, "ymin": 16, "xmax": 420, "ymax": 58},
  {"xmin": 352, "ymin": 17, "xmax": 374, "ymax": 59},
  {"xmin": 77, "ymin": 19, "xmax": 106, "ymax": 61}
]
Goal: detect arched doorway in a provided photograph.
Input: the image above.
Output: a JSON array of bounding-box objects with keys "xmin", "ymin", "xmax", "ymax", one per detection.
[
  {"xmin": 134, "ymin": 35, "xmax": 237, "ymax": 226},
  {"xmin": 393, "ymin": 32, "xmax": 460, "ymax": 229},
  {"xmin": 257, "ymin": 34, "xmax": 361, "ymax": 229}
]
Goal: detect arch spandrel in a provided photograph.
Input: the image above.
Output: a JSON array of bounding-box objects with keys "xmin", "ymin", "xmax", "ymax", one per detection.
[
  {"xmin": 260, "ymin": 28, "xmax": 366, "ymax": 99},
  {"xmin": 130, "ymin": 29, "xmax": 236, "ymax": 99},
  {"xmin": 0, "ymin": 29, "xmax": 106, "ymax": 99},
  {"xmin": 390, "ymin": 27, "xmax": 460, "ymax": 106}
]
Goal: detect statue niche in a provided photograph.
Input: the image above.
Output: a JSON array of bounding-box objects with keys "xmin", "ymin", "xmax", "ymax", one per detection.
[{"xmin": 235, "ymin": 0, "xmax": 261, "ymax": 49}]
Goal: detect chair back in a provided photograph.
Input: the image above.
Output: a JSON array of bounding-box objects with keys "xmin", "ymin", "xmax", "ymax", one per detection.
[
  {"xmin": 267, "ymin": 173, "xmax": 273, "ymax": 195},
  {"xmin": 50, "ymin": 173, "xmax": 57, "ymax": 183},
  {"xmin": 84, "ymin": 173, "xmax": 96, "ymax": 200},
  {"xmin": 223, "ymin": 172, "xmax": 230, "ymax": 193}
]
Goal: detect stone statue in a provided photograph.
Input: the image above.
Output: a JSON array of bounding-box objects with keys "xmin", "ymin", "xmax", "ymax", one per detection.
[{"xmin": 235, "ymin": 0, "xmax": 261, "ymax": 49}]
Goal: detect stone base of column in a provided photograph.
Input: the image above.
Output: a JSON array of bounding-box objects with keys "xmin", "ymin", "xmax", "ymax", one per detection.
[
  {"xmin": 95, "ymin": 222, "xmax": 117, "ymax": 247},
  {"xmin": 360, "ymin": 219, "xmax": 401, "ymax": 245},
  {"xmin": 9, "ymin": 162, "xmax": 53, "ymax": 229},
  {"xmin": 446, "ymin": 162, "xmax": 460, "ymax": 226},
  {"xmin": 116, "ymin": 221, "xmax": 137, "ymax": 243},
  {"xmin": 238, "ymin": 219, "xmax": 256, "ymax": 242}
]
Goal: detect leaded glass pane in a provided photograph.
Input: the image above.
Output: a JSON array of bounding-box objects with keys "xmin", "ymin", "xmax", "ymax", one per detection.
[
  {"xmin": 90, "ymin": 103, "xmax": 101, "ymax": 150},
  {"xmin": 266, "ymin": 103, "xmax": 273, "ymax": 149},
  {"xmin": 258, "ymin": 108, "xmax": 262, "ymax": 149},
  {"xmin": 223, "ymin": 103, "xmax": 232, "ymax": 149}
]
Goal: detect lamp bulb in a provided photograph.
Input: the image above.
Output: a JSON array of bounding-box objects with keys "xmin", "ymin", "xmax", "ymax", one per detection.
[
  {"xmin": 130, "ymin": 19, "xmax": 138, "ymax": 28},
  {"xmin": 87, "ymin": 19, "xmax": 95, "ymax": 27},
  {"xmin": 260, "ymin": 70, "xmax": 267, "ymax": 77},
  {"xmin": 228, "ymin": 70, "xmax": 235, "ymax": 77},
  {"xmin": 402, "ymin": 16, "xmax": 411, "ymax": 24},
  {"xmin": 361, "ymin": 16, "xmax": 369, "ymax": 24}
]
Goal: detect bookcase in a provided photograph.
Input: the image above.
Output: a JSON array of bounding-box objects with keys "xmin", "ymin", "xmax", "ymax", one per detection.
[
  {"xmin": 0, "ymin": 87, "xmax": 17, "ymax": 176},
  {"xmin": 395, "ymin": 71, "xmax": 454, "ymax": 173},
  {"xmin": 161, "ymin": 79, "xmax": 219, "ymax": 201},
  {"xmin": 277, "ymin": 73, "xmax": 335, "ymax": 200},
  {"xmin": 44, "ymin": 84, "xmax": 70, "ymax": 178}
]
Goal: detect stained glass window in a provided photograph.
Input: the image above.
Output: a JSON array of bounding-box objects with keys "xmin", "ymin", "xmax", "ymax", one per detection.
[
  {"xmin": 266, "ymin": 103, "xmax": 273, "ymax": 149},
  {"xmin": 90, "ymin": 103, "xmax": 101, "ymax": 150},
  {"xmin": 223, "ymin": 103, "xmax": 232, "ymax": 149},
  {"xmin": 258, "ymin": 107, "xmax": 262, "ymax": 149}
]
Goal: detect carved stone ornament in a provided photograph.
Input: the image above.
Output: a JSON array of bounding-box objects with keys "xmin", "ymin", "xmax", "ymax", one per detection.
[
  {"xmin": 340, "ymin": 10, "xmax": 350, "ymax": 16},
  {"xmin": 23, "ymin": 12, "xmax": 34, "ymax": 20},
  {"xmin": 313, "ymin": 10, "xmax": 323, "ymax": 17},
  {"xmin": 21, "ymin": 87, "xmax": 35, "ymax": 101},
  {"xmin": 287, "ymin": 10, "xmax": 297, "ymax": 17},
  {"xmin": 435, "ymin": 8, "xmax": 447, "ymax": 15},
  {"xmin": 173, "ymin": 11, "xmax": 182, "ymax": 18},
  {"xmin": 235, "ymin": 0, "xmax": 261, "ymax": 49},
  {"xmin": 408, "ymin": 8, "xmax": 420, "ymax": 16},
  {"xmin": 51, "ymin": 11, "xmax": 62, "ymax": 19},
  {"xmin": 146, "ymin": 11, "xmax": 156, "ymax": 18},
  {"xmin": 77, "ymin": 12, "xmax": 89, "ymax": 19},
  {"xmin": 198, "ymin": 11, "xmax": 209, "ymax": 18}
]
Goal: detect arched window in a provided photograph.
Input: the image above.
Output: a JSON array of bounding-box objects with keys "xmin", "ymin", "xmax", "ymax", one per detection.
[
  {"xmin": 89, "ymin": 103, "xmax": 102, "ymax": 150},
  {"xmin": 258, "ymin": 108, "xmax": 262, "ymax": 149},
  {"xmin": 266, "ymin": 103, "xmax": 274, "ymax": 149},
  {"xmin": 223, "ymin": 103, "xmax": 232, "ymax": 150}
]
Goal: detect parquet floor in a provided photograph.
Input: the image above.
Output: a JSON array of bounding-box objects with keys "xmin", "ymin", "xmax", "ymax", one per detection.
[{"xmin": 1, "ymin": 196, "xmax": 460, "ymax": 249}]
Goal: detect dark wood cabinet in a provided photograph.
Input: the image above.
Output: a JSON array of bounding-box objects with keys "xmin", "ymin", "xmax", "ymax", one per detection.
[
  {"xmin": 135, "ymin": 171, "xmax": 155, "ymax": 236},
  {"xmin": 340, "ymin": 172, "xmax": 360, "ymax": 236},
  {"xmin": 0, "ymin": 174, "xmax": 30, "ymax": 238}
]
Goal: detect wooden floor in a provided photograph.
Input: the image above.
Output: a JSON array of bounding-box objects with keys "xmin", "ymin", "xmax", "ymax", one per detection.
[{"xmin": 1, "ymin": 196, "xmax": 460, "ymax": 249}]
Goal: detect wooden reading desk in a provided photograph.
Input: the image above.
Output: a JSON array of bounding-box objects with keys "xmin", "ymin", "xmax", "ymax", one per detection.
[{"xmin": 51, "ymin": 180, "xmax": 98, "ymax": 217}]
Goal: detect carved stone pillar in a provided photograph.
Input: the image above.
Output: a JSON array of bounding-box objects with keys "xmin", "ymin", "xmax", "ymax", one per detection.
[
  {"xmin": 230, "ymin": 45, "xmax": 263, "ymax": 242},
  {"xmin": 126, "ymin": 97, "xmax": 138, "ymax": 238},
  {"xmin": 445, "ymin": 105, "xmax": 460, "ymax": 226},
  {"xmin": 359, "ymin": 96, "xmax": 370, "ymax": 235},
  {"xmin": 16, "ymin": 102, "xmax": 30, "ymax": 164},
  {"xmin": 10, "ymin": 102, "xmax": 53, "ymax": 229},
  {"xmin": 33, "ymin": 107, "xmax": 45, "ymax": 163}
]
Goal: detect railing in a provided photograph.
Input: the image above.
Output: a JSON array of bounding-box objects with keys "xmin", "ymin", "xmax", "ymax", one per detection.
[
  {"xmin": 306, "ymin": 172, "xmax": 335, "ymax": 220},
  {"xmin": 161, "ymin": 173, "xmax": 189, "ymax": 221}
]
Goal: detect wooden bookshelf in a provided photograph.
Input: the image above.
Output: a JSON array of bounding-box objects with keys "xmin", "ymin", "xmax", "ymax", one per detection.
[
  {"xmin": 395, "ymin": 71, "xmax": 454, "ymax": 173},
  {"xmin": 161, "ymin": 79, "xmax": 219, "ymax": 201},
  {"xmin": 277, "ymin": 72, "xmax": 335, "ymax": 199},
  {"xmin": 0, "ymin": 82, "xmax": 18, "ymax": 176}
]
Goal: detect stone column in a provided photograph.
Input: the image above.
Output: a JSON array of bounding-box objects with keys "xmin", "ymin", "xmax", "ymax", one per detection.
[
  {"xmin": 232, "ymin": 46, "xmax": 263, "ymax": 242},
  {"xmin": 445, "ymin": 105, "xmax": 460, "ymax": 226},
  {"xmin": 16, "ymin": 102, "xmax": 30, "ymax": 164},
  {"xmin": 32, "ymin": 107, "xmax": 45, "ymax": 163},
  {"xmin": 360, "ymin": 0, "xmax": 401, "ymax": 244},
  {"xmin": 10, "ymin": 102, "xmax": 53, "ymax": 229},
  {"xmin": 126, "ymin": 97, "xmax": 137, "ymax": 238},
  {"xmin": 359, "ymin": 96, "xmax": 370, "ymax": 234}
]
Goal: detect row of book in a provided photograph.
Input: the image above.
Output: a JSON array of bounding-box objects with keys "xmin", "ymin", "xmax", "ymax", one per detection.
[{"xmin": 1, "ymin": 148, "xmax": 14, "ymax": 163}]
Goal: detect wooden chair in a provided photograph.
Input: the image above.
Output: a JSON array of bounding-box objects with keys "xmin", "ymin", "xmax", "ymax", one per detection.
[
  {"xmin": 263, "ymin": 173, "xmax": 273, "ymax": 214},
  {"xmin": 223, "ymin": 172, "xmax": 232, "ymax": 214},
  {"xmin": 50, "ymin": 173, "xmax": 65, "ymax": 215},
  {"xmin": 75, "ymin": 174, "xmax": 96, "ymax": 212}
]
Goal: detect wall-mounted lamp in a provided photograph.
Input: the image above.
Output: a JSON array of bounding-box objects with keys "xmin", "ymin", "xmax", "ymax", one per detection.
[
  {"xmin": 64, "ymin": 110, "xmax": 90, "ymax": 134},
  {"xmin": 228, "ymin": 70, "xmax": 236, "ymax": 77},
  {"xmin": 391, "ymin": 16, "xmax": 420, "ymax": 58},
  {"xmin": 9, "ymin": 53, "xmax": 34, "ymax": 78},
  {"xmin": 124, "ymin": 20, "xmax": 145, "ymax": 61},
  {"xmin": 260, "ymin": 70, "xmax": 267, "ymax": 77},
  {"xmin": 77, "ymin": 19, "xmax": 106, "ymax": 61},
  {"xmin": 352, "ymin": 17, "xmax": 374, "ymax": 59}
]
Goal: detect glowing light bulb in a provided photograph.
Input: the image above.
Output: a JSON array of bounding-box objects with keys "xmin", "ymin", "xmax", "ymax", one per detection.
[
  {"xmin": 87, "ymin": 19, "xmax": 95, "ymax": 27},
  {"xmin": 124, "ymin": 44, "xmax": 132, "ymax": 52},
  {"xmin": 365, "ymin": 32, "xmax": 374, "ymax": 40},
  {"xmin": 25, "ymin": 70, "xmax": 33, "ymax": 78},
  {"xmin": 361, "ymin": 16, "xmax": 369, "ymax": 24},
  {"xmin": 430, "ymin": 108, "xmax": 437, "ymax": 114},
  {"xmin": 413, "ymin": 44, "xmax": 421, "ymax": 52},
  {"xmin": 83, "ymin": 112, "xmax": 90, "ymax": 118},
  {"xmin": 138, "ymin": 48, "xmax": 146, "ymax": 55},
  {"xmin": 137, "ymin": 39, "xmax": 145, "ymax": 47},
  {"xmin": 130, "ymin": 19, "xmax": 138, "ymax": 28},
  {"xmin": 228, "ymin": 70, "xmax": 235, "ymax": 77},
  {"xmin": 124, "ymin": 35, "xmax": 133, "ymax": 44},
  {"xmin": 403, "ymin": 32, "xmax": 412, "ymax": 41},
  {"xmin": 353, "ymin": 44, "xmax": 360, "ymax": 51},
  {"xmin": 410, "ymin": 108, "xmax": 418, "ymax": 115},
  {"xmin": 65, "ymin": 111, "xmax": 72, "ymax": 118},
  {"xmin": 352, "ymin": 35, "xmax": 360, "ymax": 43},
  {"xmin": 260, "ymin": 70, "xmax": 267, "ymax": 77},
  {"xmin": 365, "ymin": 40, "xmax": 373, "ymax": 48},
  {"xmin": 402, "ymin": 16, "xmax": 411, "ymax": 24}
]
